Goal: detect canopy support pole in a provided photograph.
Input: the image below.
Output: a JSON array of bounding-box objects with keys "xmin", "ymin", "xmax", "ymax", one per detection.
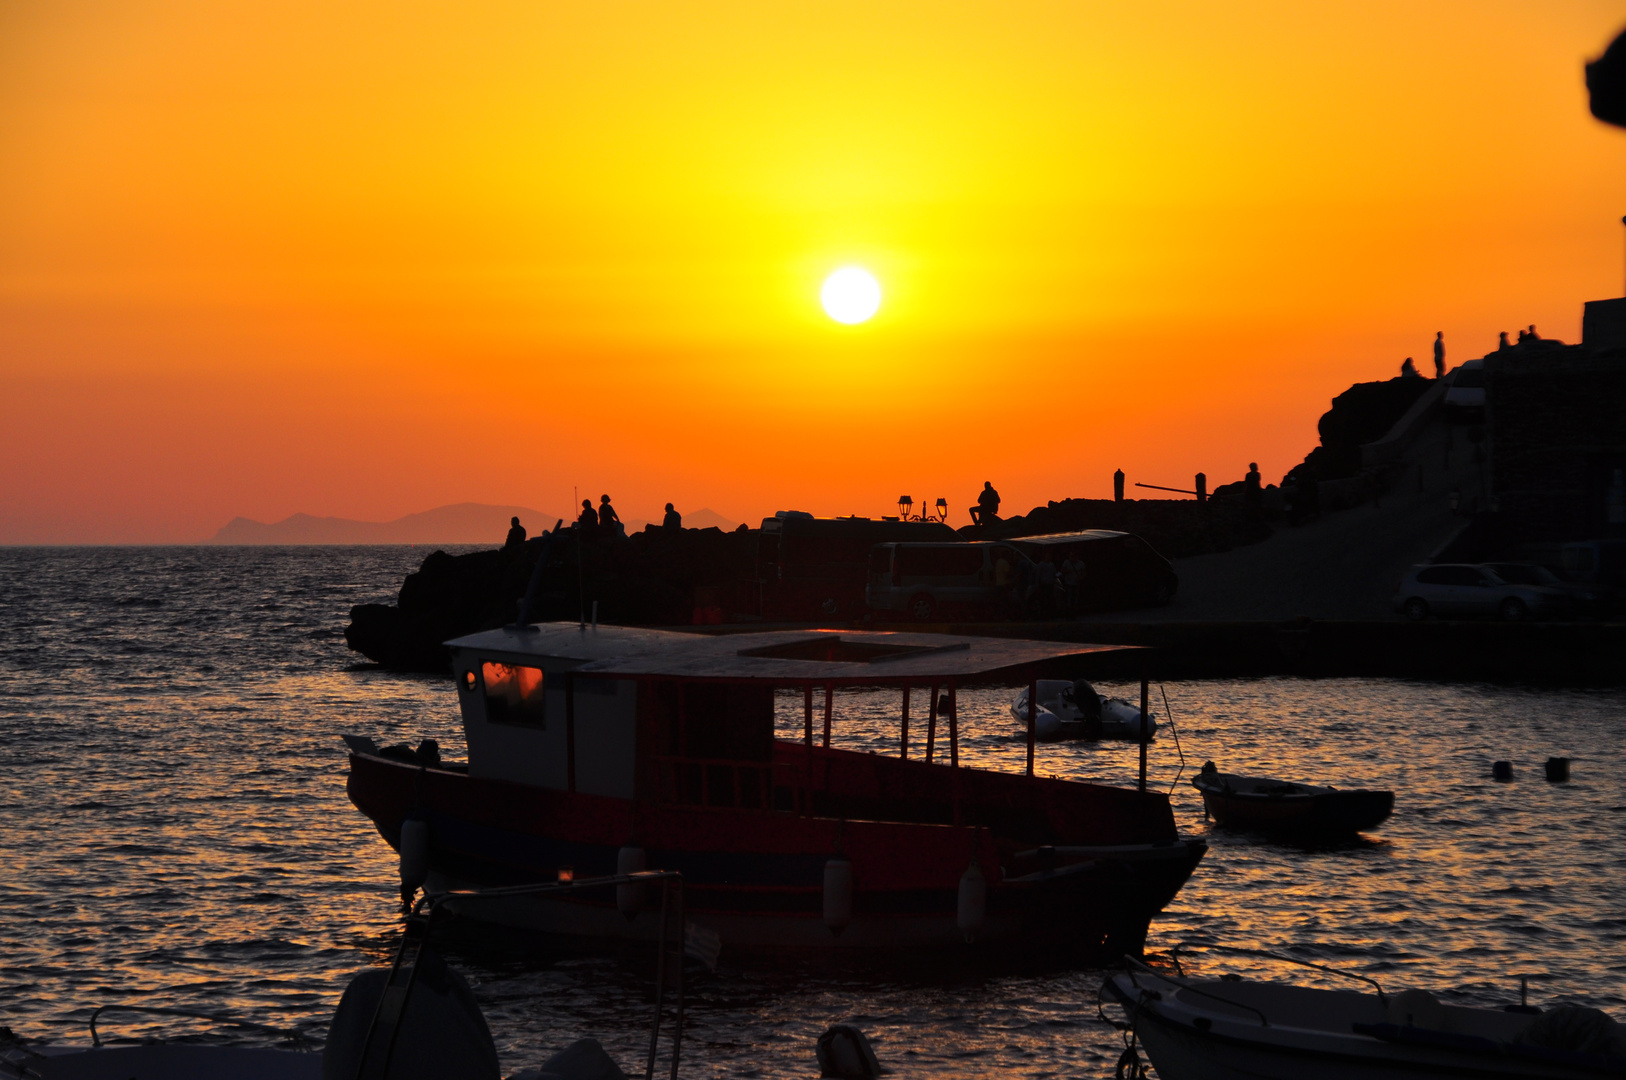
[
  {"xmin": 925, "ymin": 684, "xmax": 938, "ymax": 764},
  {"xmin": 900, "ymin": 686, "xmax": 910, "ymax": 759},
  {"xmin": 1026, "ymin": 675, "xmax": 1037, "ymax": 777},
  {"xmin": 948, "ymin": 680, "xmax": 959, "ymax": 768},
  {"xmin": 1139, "ymin": 671, "xmax": 1150, "ymax": 793},
  {"xmin": 822, "ymin": 683, "xmax": 833, "ymax": 750},
  {"xmin": 803, "ymin": 683, "xmax": 814, "ymax": 814}
]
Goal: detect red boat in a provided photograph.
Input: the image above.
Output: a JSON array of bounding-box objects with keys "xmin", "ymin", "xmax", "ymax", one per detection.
[{"xmin": 345, "ymin": 625, "xmax": 1206, "ymax": 957}]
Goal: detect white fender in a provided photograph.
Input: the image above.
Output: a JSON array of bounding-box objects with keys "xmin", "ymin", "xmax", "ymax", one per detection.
[
  {"xmin": 823, "ymin": 858, "xmax": 853, "ymax": 936},
  {"xmin": 616, "ymin": 845, "xmax": 646, "ymax": 920},
  {"xmin": 1034, "ymin": 706, "xmax": 1063, "ymax": 740},
  {"xmin": 956, "ymin": 859, "xmax": 986, "ymax": 943},
  {"xmin": 398, "ymin": 818, "xmax": 429, "ymax": 895}
]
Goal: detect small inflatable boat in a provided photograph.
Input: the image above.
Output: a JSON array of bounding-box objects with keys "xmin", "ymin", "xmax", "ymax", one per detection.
[
  {"xmin": 1192, "ymin": 761, "xmax": 1394, "ymax": 836},
  {"xmin": 1009, "ymin": 680, "xmax": 1156, "ymax": 742}
]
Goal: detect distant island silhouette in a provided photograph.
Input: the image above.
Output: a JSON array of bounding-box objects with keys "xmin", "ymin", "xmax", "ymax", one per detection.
[{"xmin": 210, "ymin": 502, "xmax": 740, "ymax": 544}]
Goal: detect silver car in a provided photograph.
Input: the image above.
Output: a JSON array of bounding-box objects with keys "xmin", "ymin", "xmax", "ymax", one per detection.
[{"xmin": 1394, "ymin": 563, "xmax": 1569, "ymax": 621}]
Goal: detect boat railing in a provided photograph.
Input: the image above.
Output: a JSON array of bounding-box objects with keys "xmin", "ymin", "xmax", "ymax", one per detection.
[
  {"xmin": 1169, "ymin": 943, "xmax": 1387, "ymax": 1002},
  {"xmin": 1121, "ymin": 954, "xmax": 1273, "ymax": 1027},
  {"xmin": 86, "ymin": 1005, "xmax": 319, "ymax": 1049},
  {"xmin": 412, "ymin": 871, "xmax": 688, "ymax": 1080}
]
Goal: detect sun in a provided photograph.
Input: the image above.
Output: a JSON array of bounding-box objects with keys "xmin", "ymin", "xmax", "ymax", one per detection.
[{"xmin": 820, "ymin": 267, "xmax": 881, "ymax": 324}]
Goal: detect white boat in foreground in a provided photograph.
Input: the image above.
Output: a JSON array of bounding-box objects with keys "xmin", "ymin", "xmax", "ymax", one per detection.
[
  {"xmin": 1103, "ymin": 959, "xmax": 1626, "ymax": 1080},
  {"xmin": 1010, "ymin": 679, "xmax": 1156, "ymax": 742}
]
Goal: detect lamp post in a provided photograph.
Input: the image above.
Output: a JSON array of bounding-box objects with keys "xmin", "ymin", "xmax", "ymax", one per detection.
[
  {"xmin": 898, "ymin": 496, "xmax": 914, "ymax": 521},
  {"xmin": 935, "ymin": 498, "xmax": 949, "ymax": 523}
]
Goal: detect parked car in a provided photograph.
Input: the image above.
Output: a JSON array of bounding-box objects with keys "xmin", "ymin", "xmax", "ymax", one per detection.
[
  {"xmin": 865, "ymin": 541, "xmax": 1035, "ymax": 621},
  {"xmin": 1393, "ymin": 563, "xmax": 1569, "ymax": 621},
  {"xmin": 1481, "ymin": 562, "xmax": 1605, "ymax": 616}
]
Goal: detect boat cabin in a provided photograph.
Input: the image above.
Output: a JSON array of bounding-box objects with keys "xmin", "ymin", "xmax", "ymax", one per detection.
[{"xmin": 448, "ymin": 623, "xmax": 1158, "ymax": 828}]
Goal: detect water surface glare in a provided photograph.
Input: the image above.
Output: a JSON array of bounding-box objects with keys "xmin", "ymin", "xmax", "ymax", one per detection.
[{"xmin": 1, "ymin": 547, "xmax": 1622, "ymax": 1077}]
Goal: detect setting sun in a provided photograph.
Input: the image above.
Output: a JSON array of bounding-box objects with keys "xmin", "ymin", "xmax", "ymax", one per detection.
[{"xmin": 821, "ymin": 268, "xmax": 882, "ymax": 325}]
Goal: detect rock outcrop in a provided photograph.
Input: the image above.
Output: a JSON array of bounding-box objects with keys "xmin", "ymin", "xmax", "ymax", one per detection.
[{"xmin": 344, "ymin": 525, "xmax": 757, "ymax": 671}]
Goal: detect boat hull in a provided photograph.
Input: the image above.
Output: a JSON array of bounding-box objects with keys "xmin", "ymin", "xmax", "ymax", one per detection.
[
  {"xmin": 1105, "ymin": 972, "xmax": 1609, "ymax": 1080},
  {"xmin": 1194, "ymin": 777, "xmax": 1393, "ymax": 836},
  {"xmin": 347, "ymin": 750, "xmax": 1206, "ymax": 957}
]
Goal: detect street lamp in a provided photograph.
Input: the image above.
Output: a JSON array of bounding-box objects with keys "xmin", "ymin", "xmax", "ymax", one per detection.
[
  {"xmin": 935, "ymin": 498, "xmax": 949, "ymax": 522},
  {"xmin": 898, "ymin": 496, "xmax": 914, "ymax": 520}
]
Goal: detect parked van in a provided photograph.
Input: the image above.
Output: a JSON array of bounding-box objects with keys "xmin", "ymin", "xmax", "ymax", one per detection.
[
  {"xmin": 865, "ymin": 542, "xmax": 1035, "ymax": 621},
  {"xmin": 757, "ymin": 512, "xmax": 956, "ymax": 619}
]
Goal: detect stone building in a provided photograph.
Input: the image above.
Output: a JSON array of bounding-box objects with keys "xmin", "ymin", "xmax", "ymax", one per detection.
[{"xmin": 1484, "ymin": 301, "xmax": 1626, "ymax": 546}]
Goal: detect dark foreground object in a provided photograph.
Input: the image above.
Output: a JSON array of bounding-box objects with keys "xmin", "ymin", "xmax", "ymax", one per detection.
[
  {"xmin": 1192, "ymin": 766, "xmax": 1394, "ymax": 836},
  {"xmin": 1105, "ymin": 965, "xmax": 1626, "ymax": 1080}
]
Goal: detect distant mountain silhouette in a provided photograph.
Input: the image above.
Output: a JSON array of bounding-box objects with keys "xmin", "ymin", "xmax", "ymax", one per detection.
[
  {"xmin": 684, "ymin": 507, "xmax": 741, "ymax": 532},
  {"xmin": 209, "ymin": 503, "xmax": 567, "ymax": 545}
]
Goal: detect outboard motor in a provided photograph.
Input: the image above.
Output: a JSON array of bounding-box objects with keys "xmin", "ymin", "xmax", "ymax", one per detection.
[
  {"xmin": 1072, "ymin": 679, "xmax": 1104, "ymax": 739},
  {"xmin": 323, "ymin": 932, "xmax": 500, "ymax": 1080}
]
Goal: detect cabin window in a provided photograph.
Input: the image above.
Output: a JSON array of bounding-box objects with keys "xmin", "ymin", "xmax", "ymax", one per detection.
[{"xmin": 481, "ymin": 661, "xmax": 547, "ymax": 727}]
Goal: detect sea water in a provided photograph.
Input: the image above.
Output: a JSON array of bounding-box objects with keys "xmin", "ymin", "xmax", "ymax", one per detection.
[{"xmin": 1, "ymin": 546, "xmax": 1622, "ymax": 1078}]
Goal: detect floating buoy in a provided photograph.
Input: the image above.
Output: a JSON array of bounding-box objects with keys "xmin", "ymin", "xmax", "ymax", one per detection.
[
  {"xmin": 1492, "ymin": 761, "xmax": 1514, "ymax": 781},
  {"xmin": 398, "ymin": 817, "xmax": 429, "ymax": 902},
  {"xmin": 1545, "ymin": 757, "xmax": 1571, "ymax": 783},
  {"xmin": 616, "ymin": 845, "xmax": 646, "ymax": 920},
  {"xmin": 816, "ymin": 1024, "xmax": 882, "ymax": 1079},
  {"xmin": 823, "ymin": 858, "xmax": 853, "ymax": 936},
  {"xmin": 957, "ymin": 859, "xmax": 986, "ymax": 944}
]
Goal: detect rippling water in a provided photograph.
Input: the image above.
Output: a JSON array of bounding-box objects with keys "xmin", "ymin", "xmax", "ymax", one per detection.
[{"xmin": 2, "ymin": 547, "xmax": 1622, "ymax": 1078}]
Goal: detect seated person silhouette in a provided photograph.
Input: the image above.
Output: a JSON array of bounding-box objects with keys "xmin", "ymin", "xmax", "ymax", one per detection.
[
  {"xmin": 663, "ymin": 502, "xmax": 682, "ymax": 529},
  {"xmin": 504, "ymin": 516, "xmax": 526, "ymax": 549},
  {"xmin": 576, "ymin": 499, "xmax": 598, "ymax": 537},
  {"xmin": 970, "ymin": 481, "xmax": 1001, "ymax": 526}
]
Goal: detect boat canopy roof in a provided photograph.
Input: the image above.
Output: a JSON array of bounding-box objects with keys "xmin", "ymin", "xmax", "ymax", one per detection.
[
  {"xmin": 445, "ymin": 624, "xmax": 1142, "ymax": 685},
  {"xmin": 1008, "ymin": 530, "xmax": 1130, "ymax": 545}
]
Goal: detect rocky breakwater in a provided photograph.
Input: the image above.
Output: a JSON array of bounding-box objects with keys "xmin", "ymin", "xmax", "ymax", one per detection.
[{"xmin": 345, "ymin": 525, "xmax": 758, "ymax": 672}]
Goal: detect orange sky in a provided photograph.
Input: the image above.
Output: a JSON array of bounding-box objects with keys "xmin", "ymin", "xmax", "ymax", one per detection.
[{"xmin": 4, "ymin": 1, "xmax": 1626, "ymax": 543}]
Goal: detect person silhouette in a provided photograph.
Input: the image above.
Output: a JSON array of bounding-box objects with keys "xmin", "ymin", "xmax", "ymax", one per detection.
[
  {"xmin": 1245, "ymin": 462, "xmax": 1262, "ymax": 507},
  {"xmin": 1499, "ymin": 331, "xmax": 1510, "ymax": 350},
  {"xmin": 577, "ymin": 498, "xmax": 598, "ymax": 536},
  {"xmin": 1400, "ymin": 357, "xmax": 1421, "ymax": 378},
  {"xmin": 970, "ymin": 481, "xmax": 1001, "ymax": 526},
  {"xmin": 598, "ymin": 494, "xmax": 624, "ymax": 538},
  {"xmin": 1433, "ymin": 332, "xmax": 1445, "ymax": 379},
  {"xmin": 504, "ymin": 516, "xmax": 526, "ymax": 549},
  {"xmin": 1527, "ymin": 324, "xmax": 1539, "ymax": 341},
  {"xmin": 663, "ymin": 502, "xmax": 682, "ymax": 529}
]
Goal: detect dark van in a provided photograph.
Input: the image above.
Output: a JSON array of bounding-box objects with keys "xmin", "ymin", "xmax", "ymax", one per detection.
[
  {"xmin": 865, "ymin": 541, "xmax": 1035, "ymax": 621},
  {"xmin": 1007, "ymin": 530, "xmax": 1177, "ymax": 611},
  {"xmin": 756, "ymin": 512, "xmax": 957, "ymax": 619}
]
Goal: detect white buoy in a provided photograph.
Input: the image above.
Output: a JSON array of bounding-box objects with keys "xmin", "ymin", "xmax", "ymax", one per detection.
[
  {"xmin": 616, "ymin": 844, "xmax": 646, "ymax": 920},
  {"xmin": 398, "ymin": 817, "xmax": 429, "ymax": 899},
  {"xmin": 823, "ymin": 858, "xmax": 853, "ymax": 936},
  {"xmin": 956, "ymin": 858, "xmax": 986, "ymax": 943}
]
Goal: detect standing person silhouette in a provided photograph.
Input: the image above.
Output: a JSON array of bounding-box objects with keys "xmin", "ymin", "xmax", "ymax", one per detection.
[
  {"xmin": 504, "ymin": 516, "xmax": 527, "ymax": 549},
  {"xmin": 1433, "ymin": 332, "xmax": 1445, "ymax": 379},
  {"xmin": 598, "ymin": 494, "xmax": 624, "ymax": 538}
]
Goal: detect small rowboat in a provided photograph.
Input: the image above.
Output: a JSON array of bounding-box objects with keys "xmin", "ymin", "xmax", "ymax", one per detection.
[{"xmin": 1192, "ymin": 762, "xmax": 1393, "ymax": 836}]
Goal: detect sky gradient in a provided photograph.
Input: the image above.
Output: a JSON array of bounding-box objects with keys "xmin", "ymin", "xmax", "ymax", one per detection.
[{"xmin": 4, "ymin": 1, "xmax": 1626, "ymax": 542}]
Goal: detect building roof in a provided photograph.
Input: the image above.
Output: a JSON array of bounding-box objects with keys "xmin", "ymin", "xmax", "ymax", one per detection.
[{"xmin": 446, "ymin": 624, "xmax": 1141, "ymax": 684}]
